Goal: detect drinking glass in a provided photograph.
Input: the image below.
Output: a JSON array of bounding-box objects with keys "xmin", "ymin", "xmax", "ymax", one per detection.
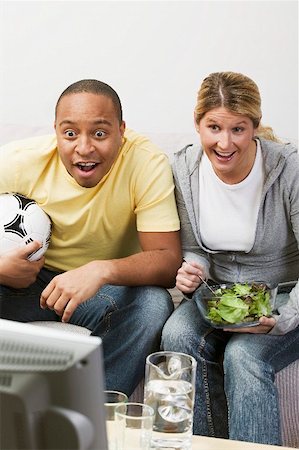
[
  {"xmin": 104, "ymin": 390, "xmax": 128, "ymax": 450},
  {"xmin": 144, "ymin": 351, "xmax": 197, "ymax": 449},
  {"xmin": 115, "ymin": 402, "xmax": 154, "ymax": 450}
]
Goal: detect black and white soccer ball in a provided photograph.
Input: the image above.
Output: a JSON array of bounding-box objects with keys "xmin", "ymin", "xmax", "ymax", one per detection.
[{"xmin": 0, "ymin": 193, "xmax": 52, "ymax": 261}]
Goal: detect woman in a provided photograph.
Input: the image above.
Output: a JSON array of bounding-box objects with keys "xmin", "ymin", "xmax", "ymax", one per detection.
[{"xmin": 162, "ymin": 72, "xmax": 299, "ymax": 445}]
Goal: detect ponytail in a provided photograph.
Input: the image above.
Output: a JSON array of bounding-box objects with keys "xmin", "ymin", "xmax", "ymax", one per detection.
[{"xmin": 255, "ymin": 124, "xmax": 282, "ymax": 143}]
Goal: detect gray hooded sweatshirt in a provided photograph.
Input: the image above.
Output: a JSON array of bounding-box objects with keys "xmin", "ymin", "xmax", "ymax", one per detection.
[{"xmin": 172, "ymin": 137, "xmax": 299, "ymax": 335}]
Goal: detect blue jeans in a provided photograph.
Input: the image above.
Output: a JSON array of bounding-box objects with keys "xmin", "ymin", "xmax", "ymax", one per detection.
[
  {"xmin": 161, "ymin": 292, "xmax": 299, "ymax": 445},
  {"xmin": 0, "ymin": 268, "xmax": 174, "ymax": 396}
]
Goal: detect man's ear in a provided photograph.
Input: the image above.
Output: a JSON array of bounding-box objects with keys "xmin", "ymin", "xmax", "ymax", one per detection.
[{"xmin": 120, "ymin": 120, "xmax": 126, "ymax": 137}]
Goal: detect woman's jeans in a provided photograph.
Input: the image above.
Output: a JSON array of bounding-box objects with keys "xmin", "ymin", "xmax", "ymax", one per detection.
[
  {"xmin": 0, "ymin": 267, "xmax": 174, "ymax": 396},
  {"xmin": 161, "ymin": 291, "xmax": 299, "ymax": 445}
]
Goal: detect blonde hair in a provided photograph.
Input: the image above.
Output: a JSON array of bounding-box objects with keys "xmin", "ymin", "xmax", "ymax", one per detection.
[{"xmin": 195, "ymin": 72, "xmax": 280, "ymax": 142}]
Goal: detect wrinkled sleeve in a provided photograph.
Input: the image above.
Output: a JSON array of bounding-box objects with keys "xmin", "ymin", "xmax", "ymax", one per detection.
[
  {"xmin": 0, "ymin": 142, "xmax": 19, "ymax": 193},
  {"xmin": 269, "ymin": 150, "xmax": 299, "ymax": 335},
  {"xmin": 269, "ymin": 281, "xmax": 299, "ymax": 335},
  {"xmin": 174, "ymin": 175, "xmax": 210, "ymax": 279},
  {"xmin": 135, "ymin": 153, "xmax": 180, "ymax": 232}
]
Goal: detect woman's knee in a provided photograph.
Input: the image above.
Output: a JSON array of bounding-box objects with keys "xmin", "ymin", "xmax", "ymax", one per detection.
[
  {"xmin": 224, "ymin": 338, "xmax": 274, "ymax": 384},
  {"xmin": 161, "ymin": 301, "xmax": 200, "ymax": 352},
  {"xmin": 224, "ymin": 343, "xmax": 245, "ymax": 376}
]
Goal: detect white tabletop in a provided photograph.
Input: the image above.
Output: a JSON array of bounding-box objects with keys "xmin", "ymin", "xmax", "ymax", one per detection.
[
  {"xmin": 109, "ymin": 425, "xmax": 293, "ymax": 449},
  {"xmin": 191, "ymin": 435, "xmax": 293, "ymax": 449}
]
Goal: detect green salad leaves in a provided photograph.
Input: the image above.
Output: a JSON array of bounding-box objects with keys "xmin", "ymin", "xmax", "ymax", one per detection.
[{"xmin": 206, "ymin": 283, "xmax": 272, "ymax": 325}]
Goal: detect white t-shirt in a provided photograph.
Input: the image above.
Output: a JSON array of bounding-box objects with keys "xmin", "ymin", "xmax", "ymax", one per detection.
[{"xmin": 199, "ymin": 140, "xmax": 264, "ymax": 252}]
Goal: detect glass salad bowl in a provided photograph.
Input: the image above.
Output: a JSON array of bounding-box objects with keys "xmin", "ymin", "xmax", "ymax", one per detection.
[{"xmin": 197, "ymin": 282, "xmax": 277, "ymax": 329}]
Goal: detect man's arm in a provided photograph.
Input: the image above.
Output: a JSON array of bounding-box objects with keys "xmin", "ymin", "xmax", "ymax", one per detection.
[
  {"xmin": 40, "ymin": 231, "xmax": 182, "ymax": 322},
  {"xmin": 106, "ymin": 231, "xmax": 182, "ymax": 287}
]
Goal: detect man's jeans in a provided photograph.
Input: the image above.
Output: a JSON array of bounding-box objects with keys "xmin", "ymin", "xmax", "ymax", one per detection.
[
  {"xmin": 0, "ymin": 267, "xmax": 174, "ymax": 396},
  {"xmin": 161, "ymin": 292, "xmax": 299, "ymax": 445}
]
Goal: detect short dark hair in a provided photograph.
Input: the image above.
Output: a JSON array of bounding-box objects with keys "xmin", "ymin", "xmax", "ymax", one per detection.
[{"xmin": 55, "ymin": 79, "xmax": 123, "ymax": 123}]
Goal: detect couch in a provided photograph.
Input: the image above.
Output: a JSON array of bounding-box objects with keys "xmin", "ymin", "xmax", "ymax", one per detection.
[{"xmin": 1, "ymin": 125, "xmax": 298, "ymax": 448}]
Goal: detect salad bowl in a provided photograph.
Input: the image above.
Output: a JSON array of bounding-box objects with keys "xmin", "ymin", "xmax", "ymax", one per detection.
[{"xmin": 197, "ymin": 282, "xmax": 277, "ymax": 329}]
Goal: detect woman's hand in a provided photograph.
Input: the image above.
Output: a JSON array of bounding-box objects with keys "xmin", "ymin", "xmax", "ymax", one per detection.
[
  {"xmin": 176, "ymin": 260, "xmax": 206, "ymax": 294},
  {"xmin": 224, "ymin": 316, "xmax": 276, "ymax": 334}
]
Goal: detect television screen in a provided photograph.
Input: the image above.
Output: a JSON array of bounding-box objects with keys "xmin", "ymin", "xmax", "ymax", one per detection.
[{"xmin": 0, "ymin": 319, "xmax": 108, "ymax": 450}]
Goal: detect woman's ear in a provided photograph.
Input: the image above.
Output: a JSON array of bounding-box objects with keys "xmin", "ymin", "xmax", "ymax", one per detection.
[
  {"xmin": 253, "ymin": 116, "xmax": 261, "ymax": 136},
  {"xmin": 194, "ymin": 113, "xmax": 200, "ymax": 134},
  {"xmin": 253, "ymin": 123, "xmax": 260, "ymax": 139}
]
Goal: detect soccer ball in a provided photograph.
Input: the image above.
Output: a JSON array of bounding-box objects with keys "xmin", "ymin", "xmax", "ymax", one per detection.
[{"xmin": 0, "ymin": 193, "xmax": 52, "ymax": 261}]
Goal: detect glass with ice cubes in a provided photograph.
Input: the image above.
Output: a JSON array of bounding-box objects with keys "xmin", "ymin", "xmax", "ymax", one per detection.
[{"xmin": 144, "ymin": 351, "xmax": 196, "ymax": 449}]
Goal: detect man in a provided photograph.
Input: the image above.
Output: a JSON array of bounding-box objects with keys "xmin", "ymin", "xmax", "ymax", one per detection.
[{"xmin": 0, "ymin": 79, "xmax": 182, "ymax": 394}]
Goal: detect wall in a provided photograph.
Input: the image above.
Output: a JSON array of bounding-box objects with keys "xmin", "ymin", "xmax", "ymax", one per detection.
[{"xmin": 0, "ymin": 1, "xmax": 298, "ymax": 141}]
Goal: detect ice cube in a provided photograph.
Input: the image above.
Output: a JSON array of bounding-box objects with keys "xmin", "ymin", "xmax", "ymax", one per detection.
[{"xmin": 168, "ymin": 356, "xmax": 182, "ymax": 376}]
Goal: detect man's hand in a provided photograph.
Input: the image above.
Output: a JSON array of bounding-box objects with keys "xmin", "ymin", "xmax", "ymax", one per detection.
[
  {"xmin": 40, "ymin": 261, "xmax": 106, "ymax": 323},
  {"xmin": 176, "ymin": 261, "xmax": 206, "ymax": 294},
  {"xmin": 0, "ymin": 241, "xmax": 45, "ymax": 288},
  {"xmin": 223, "ymin": 316, "xmax": 276, "ymax": 334},
  {"xmin": 40, "ymin": 231, "xmax": 182, "ymax": 323}
]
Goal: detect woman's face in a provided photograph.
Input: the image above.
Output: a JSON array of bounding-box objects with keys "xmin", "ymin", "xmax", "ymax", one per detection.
[{"xmin": 197, "ymin": 107, "xmax": 258, "ymax": 184}]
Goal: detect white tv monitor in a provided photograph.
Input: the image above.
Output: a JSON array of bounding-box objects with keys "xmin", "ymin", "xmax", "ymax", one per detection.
[{"xmin": 0, "ymin": 319, "xmax": 108, "ymax": 450}]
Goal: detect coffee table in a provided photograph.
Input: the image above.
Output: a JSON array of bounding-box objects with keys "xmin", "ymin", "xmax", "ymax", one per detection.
[
  {"xmin": 111, "ymin": 428, "xmax": 293, "ymax": 449},
  {"xmin": 191, "ymin": 435, "xmax": 294, "ymax": 449}
]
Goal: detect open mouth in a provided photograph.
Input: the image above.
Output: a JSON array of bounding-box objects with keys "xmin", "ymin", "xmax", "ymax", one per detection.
[
  {"xmin": 75, "ymin": 162, "xmax": 98, "ymax": 172},
  {"xmin": 214, "ymin": 150, "xmax": 236, "ymax": 161}
]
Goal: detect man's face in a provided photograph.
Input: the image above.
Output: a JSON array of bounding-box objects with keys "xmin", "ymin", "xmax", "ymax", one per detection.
[{"xmin": 55, "ymin": 92, "xmax": 125, "ymax": 188}]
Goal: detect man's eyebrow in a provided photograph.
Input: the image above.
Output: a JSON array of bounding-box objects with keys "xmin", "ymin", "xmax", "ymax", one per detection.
[{"xmin": 58, "ymin": 119, "xmax": 113, "ymax": 127}]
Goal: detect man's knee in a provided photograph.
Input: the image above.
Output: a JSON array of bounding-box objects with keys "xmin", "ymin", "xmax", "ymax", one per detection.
[{"xmin": 134, "ymin": 286, "xmax": 174, "ymax": 326}]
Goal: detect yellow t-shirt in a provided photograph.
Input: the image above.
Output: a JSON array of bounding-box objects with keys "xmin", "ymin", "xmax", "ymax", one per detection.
[{"xmin": 0, "ymin": 129, "xmax": 180, "ymax": 272}]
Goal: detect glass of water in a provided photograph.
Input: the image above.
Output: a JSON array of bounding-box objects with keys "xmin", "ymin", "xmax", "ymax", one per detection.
[
  {"xmin": 104, "ymin": 390, "xmax": 128, "ymax": 450},
  {"xmin": 144, "ymin": 351, "xmax": 196, "ymax": 449},
  {"xmin": 115, "ymin": 402, "xmax": 154, "ymax": 450}
]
